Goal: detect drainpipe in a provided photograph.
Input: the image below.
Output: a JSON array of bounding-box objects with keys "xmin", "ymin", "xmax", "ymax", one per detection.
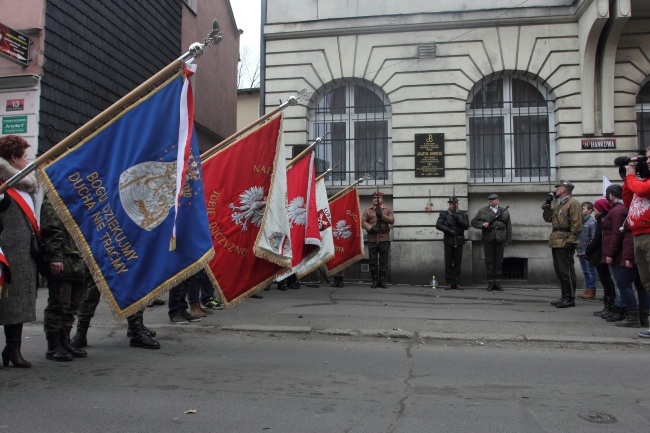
[{"xmin": 259, "ymin": 0, "xmax": 267, "ymax": 117}]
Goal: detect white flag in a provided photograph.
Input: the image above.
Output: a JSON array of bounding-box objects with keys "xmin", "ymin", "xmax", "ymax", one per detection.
[{"xmin": 294, "ymin": 178, "xmax": 335, "ymax": 278}]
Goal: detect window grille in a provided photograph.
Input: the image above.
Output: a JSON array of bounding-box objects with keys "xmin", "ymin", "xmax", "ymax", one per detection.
[
  {"xmin": 636, "ymin": 80, "xmax": 650, "ymax": 149},
  {"xmin": 466, "ymin": 75, "xmax": 556, "ymax": 183},
  {"xmin": 502, "ymin": 257, "xmax": 527, "ymax": 279},
  {"xmin": 310, "ymin": 80, "xmax": 392, "ymax": 186}
]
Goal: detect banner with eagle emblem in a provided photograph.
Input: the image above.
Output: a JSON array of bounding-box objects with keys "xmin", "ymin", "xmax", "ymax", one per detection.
[
  {"xmin": 37, "ymin": 68, "xmax": 214, "ymax": 319},
  {"xmin": 293, "ymin": 177, "xmax": 334, "ymax": 278},
  {"xmin": 201, "ymin": 114, "xmax": 292, "ymax": 306},
  {"xmin": 325, "ymin": 187, "xmax": 364, "ymax": 275},
  {"xmin": 275, "ymin": 152, "xmax": 321, "ymax": 281}
]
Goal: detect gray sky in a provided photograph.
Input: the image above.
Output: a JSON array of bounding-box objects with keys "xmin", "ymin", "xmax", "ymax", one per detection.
[{"xmin": 230, "ymin": 0, "xmax": 262, "ymax": 62}]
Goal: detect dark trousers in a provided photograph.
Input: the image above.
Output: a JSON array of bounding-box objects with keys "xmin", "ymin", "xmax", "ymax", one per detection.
[
  {"xmin": 596, "ymin": 263, "xmax": 616, "ymax": 304},
  {"xmin": 369, "ymin": 241, "xmax": 390, "ymax": 280},
  {"xmin": 483, "ymin": 241, "xmax": 504, "ymax": 281},
  {"xmin": 444, "ymin": 244, "xmax": 463, "ymax": 285},
  {"xmin": 44, "ymin": 279, "xmax": 87, "ymax": 333},
  {"xmin": 552, "ymin": 247, "xmax": 577, "ymax": 300},
  {"xmin": 169, "ymin": 273, "xmax": 202, "ymax": 318}
]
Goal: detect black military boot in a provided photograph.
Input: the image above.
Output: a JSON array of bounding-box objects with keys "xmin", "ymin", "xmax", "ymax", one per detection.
[
  {"xmin": 70, "ymin": 319, "xmax": 90, "ymax": 349},
  {"xmin": 337, "ymin": 276, "xmax": 345, "ymax": 287},
  {"xmin": 615, "ymin": 310, "xmax": 641, "ymax": 328},
  {"xmin": 370, "ymin": 272, "xmax": 378, "ymax": 288},
  {"xmin": 639, "ymin": 310, "xmax": 649, "ymax": 327},
  {"xmin": 61, "ymin": 329, "xmax": 87, "ymax": 358},
  {"xmin": 126, "ymin": 325, "xmax": 156, "ymax": 339},
  {"xmin": 127, "ymin": 316, "xmax": 160, "ymax": 350},
  {"xmin": 45, "ymin": 331, "xmax": 74, "ymax": 362}
]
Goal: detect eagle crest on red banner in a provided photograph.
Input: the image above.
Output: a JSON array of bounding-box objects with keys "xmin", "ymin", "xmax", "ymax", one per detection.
[
  {"xmin": 326, "ymin": 187, "xmax": 364, "ymax": 275},
  {"xmin": 202, "ymin": 114, "xmax": 292, "ymax": 306}
]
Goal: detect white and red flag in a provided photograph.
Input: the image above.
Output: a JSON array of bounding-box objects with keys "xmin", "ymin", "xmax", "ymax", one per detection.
[
  {"xmin": 276, "ymin": 152, "xmax": 321, "ymax": 281},
  {"xmin": 294, "ymin": 177, "xmax": 334, "ymax": 277},
  {"xmin": 0, "ymin": 246, "xmax": 10, "ymax": 297},
  {"xmin": 201, "ymin": 114, "xmax": 292, "ymax": 306},
  {"xmin": 325, "ymin": 187, "xmax": 364, "ymax": 275}
]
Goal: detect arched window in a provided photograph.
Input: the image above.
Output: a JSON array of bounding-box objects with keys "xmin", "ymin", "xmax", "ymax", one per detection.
[
  {"xmin": 310, "ymin": 80, "xmax": 392, "ymax": 186},
  {"xmin": 466, "ymin": 74, "xmax": 556, "ymax": 183},
  {"xmin": 637, "ymin": 80, "xmax": 650, "ymax": 149}
]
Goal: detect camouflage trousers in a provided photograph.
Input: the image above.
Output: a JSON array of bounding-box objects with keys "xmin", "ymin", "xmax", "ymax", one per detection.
[
  {"xmin": 43, "ymin": 278, "xmax": 88, "ymax": 333},
  {"xmin": 77, "ymin": 284, "xmax": 144, "ymax": 325}
]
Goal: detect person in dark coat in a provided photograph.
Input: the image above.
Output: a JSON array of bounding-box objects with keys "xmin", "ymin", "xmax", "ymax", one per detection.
[
  {"xmin": 0, "ymin": 135, "xmax": 38, "ymax": 368},
  {"xmin": 600, "ymin": 184, "xmax": 628, "ymax": 322},
  {"xmin": 435, "ymin": 196, "xmax": 469, "ymax": 290},
  {"xmin": 585, "ymin": 199, "xmax": 617, "ymax": 318},
  {"xmin": 471, "ymin": 193, "xmax": 512, "ymax": 291}
]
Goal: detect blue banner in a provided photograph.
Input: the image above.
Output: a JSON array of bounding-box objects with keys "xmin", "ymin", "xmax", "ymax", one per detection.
[{"xmin": 39, "ymin": 73, "xmax": 213, "ymax": 318}]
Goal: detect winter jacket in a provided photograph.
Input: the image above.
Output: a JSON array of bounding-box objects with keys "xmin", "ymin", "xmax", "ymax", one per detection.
[
  {"xmin": 600, "ymin": 201, "xmax": 627, "ymax": 266},
  {"xmin": 576, "ymin": 214, "xmax": 596, "ymax": 255},
  {"xmin": 436, "ymin": 210, "xmax": 469, "ymax": 247},
  {"xmin": 542, "ymin": 196, "xmax": 583, "ymax": 248},
  {"xmin": 585, "ymin": 212, "xmax": 606, "ymax": 267},
  {"xmin": 40, "ymin": 197, "xmax": 90, "ymax": 282},
  {"xmin": 622, "ymin": 174, "xmax": 650, "ymax": 236},
  {"xmin": 362, "ymin": 205, "xmax": 395, "ymax": 243},
  {"xmin": 470, "ymin": 206, "xmax": 512, "ymax": 242}
]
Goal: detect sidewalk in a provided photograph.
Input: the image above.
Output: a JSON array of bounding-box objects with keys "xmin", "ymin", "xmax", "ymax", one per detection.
[{"xmin": 27, "ymin": 282, "xmax": 650, "ymax": 346}]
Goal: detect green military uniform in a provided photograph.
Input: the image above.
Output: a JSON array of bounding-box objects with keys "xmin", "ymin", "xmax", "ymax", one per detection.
[
  {"xmin": 542, "ymin": 181, "xmax": 583, "ymax": 304},
  {"xmin": 41, "ymin": 196, "xmax": 90, "ymax": 360}
]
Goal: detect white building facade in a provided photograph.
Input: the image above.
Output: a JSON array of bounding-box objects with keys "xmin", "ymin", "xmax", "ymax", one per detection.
[{"xmin": 261, "ymin": 0, "xmax": 650, "ymax": 285}]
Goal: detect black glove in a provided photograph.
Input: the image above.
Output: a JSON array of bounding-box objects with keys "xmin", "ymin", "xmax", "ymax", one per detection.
[
  {"xmin": 451, "ymin": 213, "xmax": 458, "ymax": 220},
  {"xmin": 369, "ymin": 226, "xmax": 380, "ymax": 234},
  {"xmin": 448, "ymin": 229, "xmax": 458, "ymax": 236},
  {"xmin": 545, "ymin": 193, "xmax": 553, "ymax": 205},
  {"xmin": 375, "ymin": 209, "xmax": 383, "ymax": 219}
]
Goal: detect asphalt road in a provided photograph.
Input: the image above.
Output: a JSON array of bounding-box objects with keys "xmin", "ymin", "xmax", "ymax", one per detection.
[{"xmin": 1, "ymin": 329, "xmax": 648, "ymax": 433}]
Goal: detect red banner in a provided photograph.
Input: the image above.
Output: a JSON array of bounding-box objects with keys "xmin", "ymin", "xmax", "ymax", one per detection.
[
  {"xmin": 325, "ymin": 187, "xmax": 364, "ymax": 275},
  {"xmin": 202, "ymin": 114, "xmax": 292, "ymax": 306}
]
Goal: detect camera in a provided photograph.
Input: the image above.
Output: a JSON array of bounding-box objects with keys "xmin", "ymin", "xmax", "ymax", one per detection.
[{"xmin": 614, "ymin": 150, "xmax": 650, "ymax": 179}]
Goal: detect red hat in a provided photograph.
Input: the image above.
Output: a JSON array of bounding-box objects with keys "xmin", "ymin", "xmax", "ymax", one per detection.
[
  {"xmin": 593, "ymin": 198, "xmax": 612, "ymax": 212},
  {"xmin": 371, "ymin": 191, "xmax": 384, "ymax": 198}
]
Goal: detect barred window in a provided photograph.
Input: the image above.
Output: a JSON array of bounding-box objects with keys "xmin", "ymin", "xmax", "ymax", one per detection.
[
  {"xmin": 637, "ymin": 80, "xmax": 650, "ymax": 149},
  {"xmin": 310, "ymin": 80, "xmax": 392, "ymax": 186},
  {"xmin": 466, "ymin": 75, "xmax": 556, "ymax": 183}
]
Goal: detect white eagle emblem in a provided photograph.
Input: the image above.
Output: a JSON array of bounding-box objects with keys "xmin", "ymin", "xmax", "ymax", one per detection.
[
  {"xmin": 229, "ymin": 186, "xmax": 266, "ymax": 231},
  {"xmin": 287, "ymin": 196, "xmax": 307, "ymax": 228},
  {"xmin": 333, "ymin": 219, "xmax": 352, "ymax": 239},
  {"xmin": 628, "ymin": 196, "xmax": 650, "ymax": 227}
]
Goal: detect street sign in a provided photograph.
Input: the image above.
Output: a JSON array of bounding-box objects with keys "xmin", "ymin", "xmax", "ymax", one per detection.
[
  {"xmin": 0, "ymin": 22, "xmax": 30, "ymax": 66},
  {"xmin": 2, "ymin": 115, "xmax": 28, "ymax": 134}
]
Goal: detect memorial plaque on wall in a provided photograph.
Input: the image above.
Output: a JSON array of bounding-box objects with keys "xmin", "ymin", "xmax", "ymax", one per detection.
[{"xmin": 415, "ymin": 133, "xmax": 444, "ymax": 177}]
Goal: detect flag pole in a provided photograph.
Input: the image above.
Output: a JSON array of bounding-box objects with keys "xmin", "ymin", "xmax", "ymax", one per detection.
[
  {"xmin": 315, "ymin": 165, "xmax": 338, "ymax": 182},
  {"xmin": 0, "ymin": 21, "xmax": 224, "ymax": 196},
  {"xmin": 328, "ymin": 174, "xmax": 370, "ymax": 202},
  {"xmin": 200, "ymin": 96, "xmax": 299, "ymax": 161},
  {"xmin": 286, "ymin": 131, "xmax": 331, "ymax": 169}
]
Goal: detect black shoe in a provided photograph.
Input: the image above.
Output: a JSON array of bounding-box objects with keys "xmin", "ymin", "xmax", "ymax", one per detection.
[
  {"xmin": 277, "ymin": 282, "xmax": 287, "ymax": 291},
  {"xmin": 487, "ymin": 283, "xmax": 493, "ymax": 291},
  {"xmin": 493, "ymin": 282, "xmax": 504, "ymax": 291},
  {"xmin": 445, "ymin": 285, "xmax": 453, "ymax": 290},
  {"xmin": 130, "ymin": 332, "xmax": 161, "ymax": 349},
  {"xmin": 127, "ymin": 326, "xmax": 156, "ymax": 338},
  {"xmin": 371, "ymin": 280, "xmax": 378, "ymax": 288},
  {"xmin": 556, "ymin": 299, "xmax": 575, "ymax": 308},
  {"xmin": 263, "ymin": 285, "xmax": 271, "ymax": 291},
  {"xmin": 289, "ymin": 280, "xmax": 300, "ymax": 290},
  {"xmin": 550, "ymin": 298, "xmax": 564, "ymax": 306},
  {"xmin": 251, "ymin": 293, "xmax": 263, "ymax": 299}
]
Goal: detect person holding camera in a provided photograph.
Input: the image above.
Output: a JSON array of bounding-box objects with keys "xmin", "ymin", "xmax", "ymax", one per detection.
[
  {"xmin": 436, "ymin": 196, "xmax": 469, "ymax": 290},
  {"xmin": 542, "ymin": 180, "xmax": 583, "ymax": 308},
  {"xmin": 362, "ymin": 191, "xmax": 395, "ymax": 288},
  {"xmin": 471, "ymin": 194, "xmax": 512, "ymax": 291},
  {"xmin": 622, "ymin": 150, "xmax": 650, "ymax": 336}
]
